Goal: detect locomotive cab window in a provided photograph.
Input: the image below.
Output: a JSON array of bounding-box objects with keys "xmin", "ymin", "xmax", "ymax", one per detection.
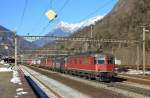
[
  {"xmin": 108, "ymin": 56, "xmax": 115, "ymax": 64},
  {"xmin": 96, "ymin": 56, "xmax": 105, "ymax": 64},
  {"xmin": 97, "ymin": 60, "xmax": 105, "ymax": 64}
]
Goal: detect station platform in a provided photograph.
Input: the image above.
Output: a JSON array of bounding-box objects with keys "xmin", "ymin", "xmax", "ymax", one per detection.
[{"xmin": 0, "ymin": 64, "xmax": 37, "ymax": 98}]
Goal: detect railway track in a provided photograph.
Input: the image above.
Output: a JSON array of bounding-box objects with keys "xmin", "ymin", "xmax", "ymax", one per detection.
[
  {"xmin": 119, "ymin": 74, "xmax": 150, "ymax": 80},
  {"xmin": 118, "ymin": 74, "xmax": 150, "ymax": 85},
  {"xmin": 20, "ymin": 66, "xmax": 62, "ymax": 98},
  {"xmin": 107, "ymin": 82, "xmax": 150, "ymax": 97},
  {"xmin": 60, "ymin": 73, "xmax": 150, "ymax": 97},
  {"xmin": 28, "ymin": 65, "xmax": 150, "ymax": 98}
]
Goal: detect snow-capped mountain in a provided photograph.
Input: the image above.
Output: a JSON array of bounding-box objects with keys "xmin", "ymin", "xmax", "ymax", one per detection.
[
  {"xmin": 55, "ymin": 16, "xmax": 104, "ymax": 33},
  {"xmin": 33, "ymin": 16, "xmax": 104, "ymax": 47}
]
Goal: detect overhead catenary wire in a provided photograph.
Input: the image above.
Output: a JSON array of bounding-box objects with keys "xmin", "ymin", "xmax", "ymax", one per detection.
[
  {"xmin": 78, "ymin": 0, "xmax": 115, "ymax": 22},
  {"xmin": 57, "ymin": 0, "xmax": 70, "ymax": 14},
  {"xmin": 39, "ymin": 0, "xmax": 71, "ymax": 35},
  {"xmin": 40, "ymin": 18, "xmax": 60, "ymax": 35},
  {"xmin": 18, "ymin": 0, "xmax": 28, "ymax": 30},
  {"xmin": 31, "ymin": 0, "xmax": 53, "ymax": 35}
]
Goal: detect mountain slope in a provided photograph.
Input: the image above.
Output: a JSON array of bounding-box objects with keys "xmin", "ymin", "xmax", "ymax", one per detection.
[{"xmin": 0, "ymin": 25, "xmax": 37, "ymax": 56}]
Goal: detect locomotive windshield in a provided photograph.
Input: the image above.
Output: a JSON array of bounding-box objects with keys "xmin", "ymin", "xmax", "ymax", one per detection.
[
  {"xmin": 97, "ymin": 59, "xmax": 105, "ymax": 64},
  {"xmin": 94, "ymin": 54, "xmax": 115, "ymax": 64},
  {"xmin": 95, "ymin": 55, "xmax": 105, "ymax": 64}
]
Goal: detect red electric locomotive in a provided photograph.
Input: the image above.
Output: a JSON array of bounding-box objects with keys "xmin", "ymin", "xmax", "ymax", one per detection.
[{"xmin": 65, "ymin": 53, "xmax": 116, "ymax": 81}]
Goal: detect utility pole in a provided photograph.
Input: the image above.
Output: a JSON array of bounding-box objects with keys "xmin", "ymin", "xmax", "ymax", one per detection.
[
  {"xmin": 142, "ymin": 26, "xmax": 149, "ymax": 75},
  {"xmin": 14, "ymin": 31, "xmax": 17, "ymax": 69},
  {"xmin": 90, "ymin": 25, "xmax": 93, "ymax": 38},
  {"xmin": 90, "ymin": 25, "xmax": 93, "ymax": 51},
  {"xmin": 136, "ymin": 44, "xmax": 140, "ymax": 70}
]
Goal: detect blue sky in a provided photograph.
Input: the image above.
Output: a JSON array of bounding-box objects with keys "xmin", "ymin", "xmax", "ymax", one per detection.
[{"xmin": 0, "ymin": 0, "xmax": 118, "ymax": 36}]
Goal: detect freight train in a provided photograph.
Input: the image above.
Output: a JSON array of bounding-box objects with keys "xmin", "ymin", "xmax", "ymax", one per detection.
[{"xmin": 25, "ymin": 53, "xmax": 116, "ymax": 81}]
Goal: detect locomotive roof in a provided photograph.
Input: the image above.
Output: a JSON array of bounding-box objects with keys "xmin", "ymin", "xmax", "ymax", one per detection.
[{"xmin": 68, "ymin": 52, "xmax": 114, "ymax": 58}]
